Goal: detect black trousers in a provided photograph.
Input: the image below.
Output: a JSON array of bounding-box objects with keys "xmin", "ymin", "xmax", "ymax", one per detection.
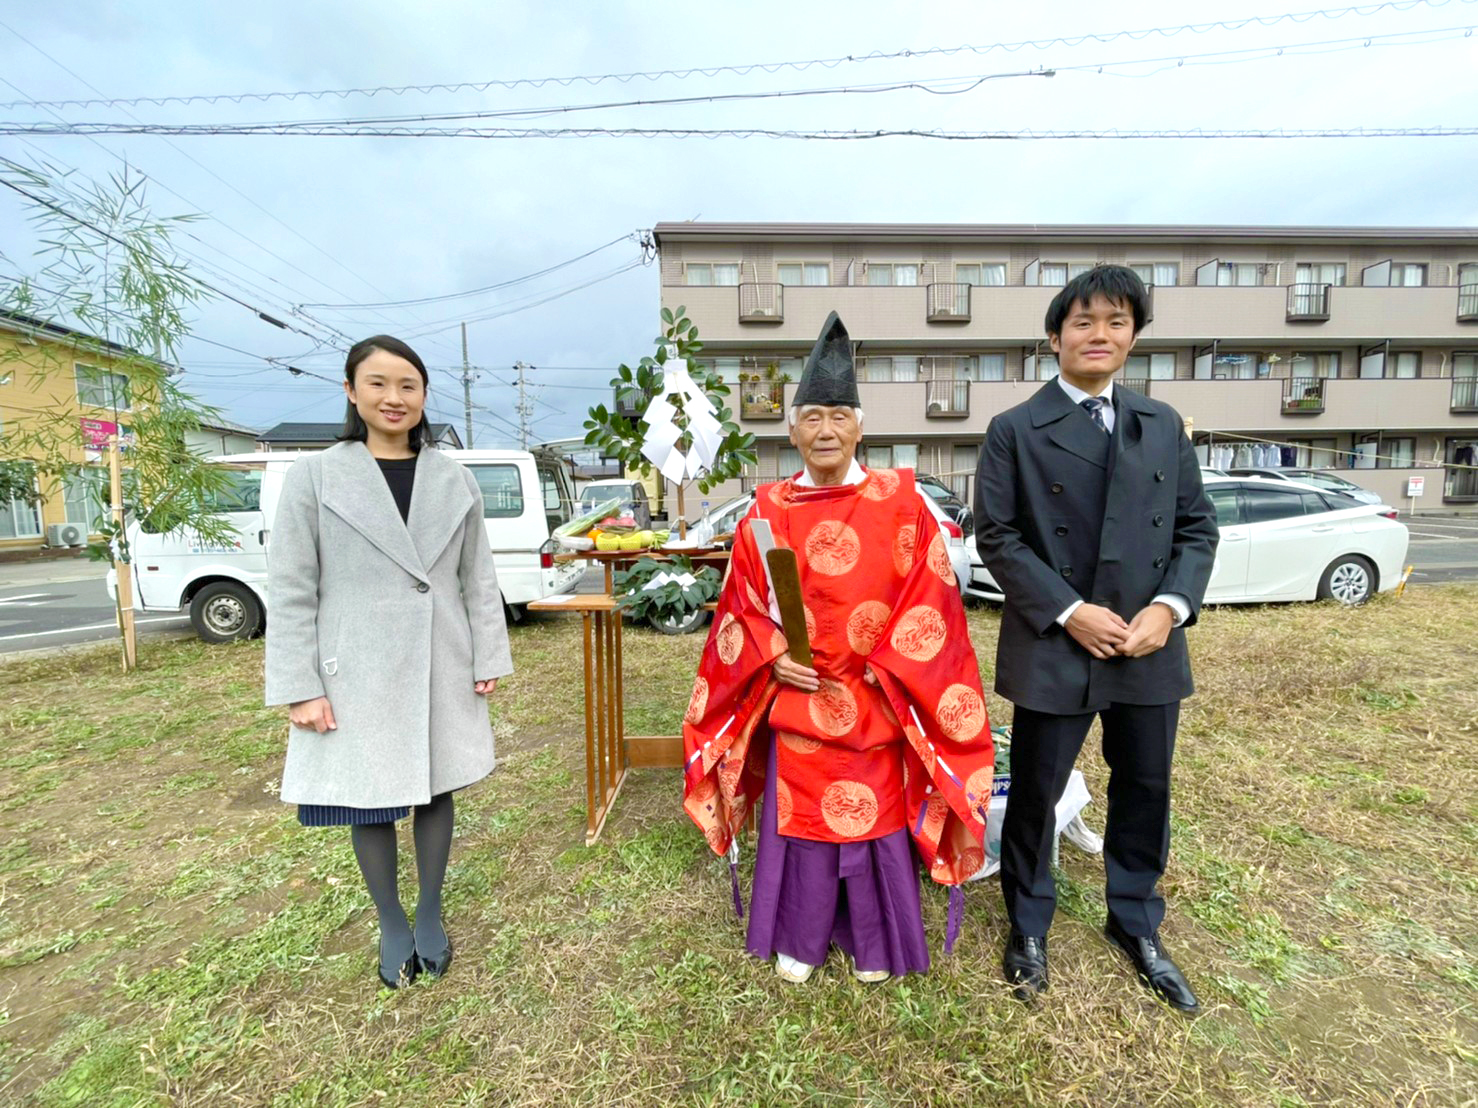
[{"xmin": 999, "ymin": 702, "xmax": 1179, "ymax": 938}]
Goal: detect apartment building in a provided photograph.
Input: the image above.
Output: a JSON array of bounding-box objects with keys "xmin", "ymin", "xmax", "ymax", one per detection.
[{"xmin": 652, "ymin": 223, "xmax": 1478, "ymax": 513}]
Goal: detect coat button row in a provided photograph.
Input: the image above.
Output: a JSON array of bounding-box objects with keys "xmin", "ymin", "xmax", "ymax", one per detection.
[
  {"xmin": 1055, "ymin": 525, "xmax": 1069, "ymax": 536},
  {"xmin": 416, "ymin": 582, "xmax": 430, "ymax": 593},
  {"xmin": 1051, "ymin": 482, "xmax": 1064, "ymax": 494},
  {"xmin": 1153, "ymin": 556, "xmax": 1166, "ymax": 569},
  {"xmin": 1061, "ymin": 566, "xmax": 1073, "ymax": 578},
  {"xmin": 1155, "ymin": 470, "xmax": 1166, "ymax": 481},
  {"xmin": 1153, "ymin": 514, "xmax": 1165, "ymax": 527}
]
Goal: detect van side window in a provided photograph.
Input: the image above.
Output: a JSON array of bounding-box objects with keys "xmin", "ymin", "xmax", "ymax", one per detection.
[
  {"xmin": 209, "ymin": 470, "xmax": 263, "ymax": 512},
  {"xmin": 469, "ymin": 465, "xmax": 524, "ymax": 518}
]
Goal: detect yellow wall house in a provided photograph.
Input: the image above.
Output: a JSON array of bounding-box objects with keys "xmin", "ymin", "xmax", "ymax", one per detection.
[{"xmin": 0, "ymin": 310, "xmax": 152, "ymax": 555}]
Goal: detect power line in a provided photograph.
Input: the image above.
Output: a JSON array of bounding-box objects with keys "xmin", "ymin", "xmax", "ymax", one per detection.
[{"xmin": 3, "ymin": 0, "xmax": 1467, "ymax": 109}]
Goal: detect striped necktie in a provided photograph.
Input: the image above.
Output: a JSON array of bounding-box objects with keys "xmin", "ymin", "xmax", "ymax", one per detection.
[{"xmin": 1080, "ymin": 396, "xmax": 1110, "ymax": 435}]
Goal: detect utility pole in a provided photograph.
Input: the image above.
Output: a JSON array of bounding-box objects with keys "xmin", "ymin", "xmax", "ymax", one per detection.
[
  {"xmin": 514, "ymin": 361, "xmax": 533, "ymax": 449},
  {"xmin": 460, "ymin": 322, "xmax": 474, "ymax": 448}
]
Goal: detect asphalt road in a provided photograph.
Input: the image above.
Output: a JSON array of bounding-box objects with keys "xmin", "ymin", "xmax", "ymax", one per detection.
[{"xmin": 1, "ymin": 516, "xmax": 1475, "ymax": 655}]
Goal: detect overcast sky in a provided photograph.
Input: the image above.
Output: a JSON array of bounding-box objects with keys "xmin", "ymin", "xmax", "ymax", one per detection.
[{"xmin": 3, "ymin": 0, "xmax": 1476, "ymax": 448}]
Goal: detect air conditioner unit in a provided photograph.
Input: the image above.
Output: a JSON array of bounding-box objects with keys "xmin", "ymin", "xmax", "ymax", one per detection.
[{"xmin": 47, "ymin": 522, "xmax": 86, "ymax": 547}]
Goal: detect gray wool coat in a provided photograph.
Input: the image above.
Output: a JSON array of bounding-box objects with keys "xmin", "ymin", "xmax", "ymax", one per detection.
[{"xmin": 264, "ymin": 440, "xmax": 513, "ymax": 808}]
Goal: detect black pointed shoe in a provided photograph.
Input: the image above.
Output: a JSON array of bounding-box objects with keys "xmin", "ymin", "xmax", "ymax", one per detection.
[
  {"xmin": 1104, "ymin": 918, "xmax": 1200, "ymax": 1013},
  {"xmin": 417, "ymin": 939, "xmax": 453, "ymax": 979},
  {"xmin": 378, "ymin": 943, "xmax": 420, "ymax": 990},
  {"xmin": 1002, "ymin": 929, "xmax": 1049, "ymax": 1002}
]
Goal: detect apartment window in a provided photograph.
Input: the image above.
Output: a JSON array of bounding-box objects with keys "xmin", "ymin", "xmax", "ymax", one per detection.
[
  {"xmin": 1030, "ymin": 353, "xmax": 1061, "ymax": 381},
  {"xmin": 972, "ymin": 353, "xmax": 1006, "ymax": 381},
  {"xmin": 1130, "ymin": 263, "xmax": 1180, "ymax": 287},
  {"xmin": 865, "ymin": 444, "xmax": 919, "ymax": 470},
  {"xmin": 1390, "ymin": 351, "xmax": 1420, "ymax": 379},
  {"xmin": 951, "ymin": 444, "xmax": 978, "ymax": 501},
  {"xmin": 1213, "ymin": 353, "xmax": 1259, "ymax": 380},
  {"xmin": 1389, "ymin": 263, "xmax": 1426, "ymax": 287},
  {"xmin": 866, "ymin": 263, "xmax": 919, "ymax": 286},
  {"xmin": 1445, "ymin": 438, "xmax": 1478, "ymax": 499},
  {"xmin": 1216, "ymin": 263, "xmax": 1262, "ymax": 287},
  {"xmin": 777, "ymin": 263, "xmax": 830, "ymax": 286},
  {"xmin": 1379, "ymin": 438, "xmax": 1416, "ymax": 469},
  {"xmin": 684, "ymin": 263, "xmax": 739, "ymax": 286},
  {"xmin": 955, "ymin": 263, "xmax": 1006, "ymax": 286},
  {"xmin": 1124, "ymin": 353, "xmax": 1177, "ymax": 380},
  {"xmin": 859, "ymin": 356, "xmax": 918, "ymax": 383},
  {"xmin": 1287, "ymin": 438, "xmax": 1341, "ymax": 468},
  {"xmin": 0, "ymin": 466, "xmax": 41, "ymax": 539},
  {"xmin": 75, "ymin": 364, "xmax": 131, "ymax": 410},
  {"xmin": 711, "ymin": 358, "xmax": 742, "ymax": 386},
  {"xmin": 63, "ymin": 468, "xmax": 107, "ymax": 529},
  {"xmin": 1291, "ymin": 352, "xmax": 1340, "ymax": 379},
  {"xmin": 1295, "ymin": 263, "xmax": 1346, "ymax": 287},
  {"xmin": 1455, "ymin": 352, "xmax": 1478, "ymax": 379},
  {"xmin": 1039, "ymin": 263, "xmax": 1092, "ymax": 286}
]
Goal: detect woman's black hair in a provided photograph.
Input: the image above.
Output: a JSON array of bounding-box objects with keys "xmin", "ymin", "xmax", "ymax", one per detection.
[
  {"xmin": 337, "ymin": 334, "xmax": 432, "ymax": 451},
  {"xmin": 1044, "ymin": 265, "xmax": 1149, "ymax": 337}
]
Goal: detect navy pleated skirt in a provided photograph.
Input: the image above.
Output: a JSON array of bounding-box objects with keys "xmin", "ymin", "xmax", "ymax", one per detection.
[{"xmin": 297, "ymin": 804, "xmax": 411, "ymax": 827}]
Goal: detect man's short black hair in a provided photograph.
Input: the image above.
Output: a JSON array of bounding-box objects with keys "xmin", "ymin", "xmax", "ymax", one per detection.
[{"xmin": 1044, "ymin": 265, "xmax": 1150, "ymax": 337}]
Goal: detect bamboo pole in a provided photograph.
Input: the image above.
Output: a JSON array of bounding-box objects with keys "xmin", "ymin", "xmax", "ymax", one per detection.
[{"xmin": 110, "ymin": 436, "xmax": 137, "ymax": 672}]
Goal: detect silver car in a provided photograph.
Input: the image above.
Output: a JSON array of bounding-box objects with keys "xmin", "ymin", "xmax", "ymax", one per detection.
[{"xmin": 1224, "ymin": 467, "xmax": 1383, "ymax": 505}]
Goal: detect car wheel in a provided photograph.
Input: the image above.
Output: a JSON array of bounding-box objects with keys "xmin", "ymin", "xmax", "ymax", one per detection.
[
  {"xmin": 1317, "ymin": 555, "xmax": 1375, "ymax": 606},
  {"xmin": 651, "ymin": 607, "xmax": 709, "ymax": 635},
  {"xmin": 189, "ymin": 581, "xmax": 263, "ymax": 643}
]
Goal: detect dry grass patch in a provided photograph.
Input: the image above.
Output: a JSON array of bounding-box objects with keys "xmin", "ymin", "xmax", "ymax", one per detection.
[{"xmin": 0, "ymin": 590, "xmax": 1475, "ymax": 1105}]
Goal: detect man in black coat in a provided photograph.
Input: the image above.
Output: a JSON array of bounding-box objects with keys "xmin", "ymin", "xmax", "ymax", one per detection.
[{"xmin": 975, "ymin": 265, "xmax": 1218, "ymax": 1011}]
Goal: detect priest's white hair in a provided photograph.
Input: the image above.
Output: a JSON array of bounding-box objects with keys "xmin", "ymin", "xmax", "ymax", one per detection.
[{"xmin": 787, "ymin": 404, "xmax": 864, "ymax": 428}]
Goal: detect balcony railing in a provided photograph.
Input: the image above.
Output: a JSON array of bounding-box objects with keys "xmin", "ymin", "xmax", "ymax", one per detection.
[
  {"xmin": 927, "ymin": 283, "xmax": 971, "ymax": 322},
  {"xmin": 924, "ymin": 379, "xmax": 970, "ymax": 418},
  {"xmin": 1287, "ymin": 283, "xmax": 1331, "ymax": 321},
  {"xmin": 1118, "ymin": 377, "xmax": 1150, "ymax": 397},
  {"xmin": 1282, "ymin": 376, "xmax": 1326, "ymax": 414},
  {"xmin": 1459, "ymin": 282, "xmax": 1478, "ymax": 323},
  {"xmin": 738, "ymin": 282, "xmax": 784, "ymax": 323},
  {"xmin": 1452, "ymin": 377, "xmax": 1478, "ymax": 413},
  {"xmin": 739, "ymin": 381, "xmax": 786, "ymax": 420},
  {"xmin": 613, "ymin": 384, "xmax": 656, "ymax": 420}
]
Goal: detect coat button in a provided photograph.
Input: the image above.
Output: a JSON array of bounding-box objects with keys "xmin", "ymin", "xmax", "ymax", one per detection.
[
  {"xmin": 1153, "ymin": 556, "xmax": 1166, "ymax": 569},
  {"xmin": 416, "ymin": 581, "xmax": 430, "ymax": 593},
  {"xmin": 1061, "ymin": 566, "xmax": 1073, "ymax": 578},
  {"xmin": 1055, "ymin": 525, "xmax": 1069, "ymax": 536},
  {"xmin": 1153, "ymin": 514, "xmax": 1165, "ymax": 527},
  {"xmin": 1051, "ymin": 482, "xmax": 1064, "ymax": 494},
  {"xmin": 1155, "ymin": 470, "xmax": 1166, "ymax": 482}
]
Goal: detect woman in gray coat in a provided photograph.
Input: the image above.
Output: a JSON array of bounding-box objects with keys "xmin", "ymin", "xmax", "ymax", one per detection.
[{"xmin": 265, "ymin": 335, "xmax": 512, "ymax": 989}]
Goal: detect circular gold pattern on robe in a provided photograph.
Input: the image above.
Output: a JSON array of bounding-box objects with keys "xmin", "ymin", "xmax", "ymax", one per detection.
[
  {"xmin": 716, "ymin": 613, "xmax": 745, "ymax": 665},
  {"xmin": 820, "ymin": 779, "xmax": 880, "ymax": 838},
  {"xmin": 846, "ymin": 601, "xmax": 893, "ymax": 656},
  {"xmin": 805, "ymin": 519, "xmax": 862, "ymax": 576},
  {"xmin": 936, "ymin": 683, "xmax": 988, "ymax": 742},
  {"xmin": 804, "ymin": 605, "xmax": 817, "ymax": 641},
  {"xmin": 704, "ymin": 824, "xmax": 728, "ymax": 854},
  {"xmin": 808, "ymin": 678, "xmax": 859, "ymax": 738},
  {"xmin": 921, "ymin": 790, "xmax": 950, "ymax": 843},
  {"xmin": 774, "ymin": 777, "xmax": 794, "ymax": 830},
  {"xmin": 685, "ymin": 677, "xmax": 709, "ymax": 724},
  {"xmin": 779, "ymin": 731, "xmax": 822, "ymax": 754},
  {"xmin": 768, "ymin": 481, "xmax": 793, "ymax": 507},
  {"xmin": 956, "ymin": 845, "xmax": 986, "ymax": 880},
  {"xmin": 860, "ymin": 468, "xmax": 900, "ymax": 501},
  {"xmin": 744, "ymin": 579, "xmax": 766, "ymax": 613},
  {"xmin": 890, "ymin": 605, "xmax": 949, "ymax": 662},
  {"xmin": 717, "ymin": 754, "xmax": 744, "ymax": 801},
  {"xmin": 926, "ymin": 531, "xmax": 955, "ymax": 584},
  {"xmin": 879, "ymin": 694, "xmax": 900, "ymax": 728},
  {"xmin": 892, "ymin": 526, "xmax": 917, "ymax": 577},
  {"xmin": 965, "ymin": 766, "xmax": 995, "ymax": 823},
  {"xmin": 769, "ymin": 628, "xmax": 788, "ymax": 657},
  {"xmin": 689, "ymin": 774, "xmax": 717, "ymax": 805}
]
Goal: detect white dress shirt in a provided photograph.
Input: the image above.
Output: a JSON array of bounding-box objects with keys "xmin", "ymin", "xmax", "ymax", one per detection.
[{"xmin": 1051, "ymin": 377, "xmax": 1191, "ymax": 630}]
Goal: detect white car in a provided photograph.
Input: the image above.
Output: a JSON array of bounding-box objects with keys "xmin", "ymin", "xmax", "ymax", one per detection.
[
  {"xmin": 1202, "ymin": 475, "xmax": 1407, "ymax": 604},
  {"xmin": 1224, "ymin": 467, "xmax": 1383, "ymax": 506},
  {"xmin": 967, "ymin": 475, "xmax": 1408, "ymax": 608}
]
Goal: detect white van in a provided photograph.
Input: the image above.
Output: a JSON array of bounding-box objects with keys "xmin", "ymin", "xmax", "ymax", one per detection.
[{"xmin": 111, "ymin": 447, "xmax": 583, "ymax": 642}]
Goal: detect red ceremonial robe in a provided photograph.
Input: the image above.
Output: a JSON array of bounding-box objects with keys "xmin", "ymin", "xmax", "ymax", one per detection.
[{"xmin": 682, "ymin": 468, "xmax": 994, "ymax": 886}]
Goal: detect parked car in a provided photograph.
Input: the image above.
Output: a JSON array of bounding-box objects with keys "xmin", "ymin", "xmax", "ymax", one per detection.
[
  {"xmin": 1202, "ymin": 476, "xmax": 1407, "ymax": 604},
  {"xmin": 108, "ymin": 447, "xmax": 585, "ymax": 642},
  {"xmin": 1224, "ymin": 467, "xmax": 1383, "ymax": 505},
  {"xmin": 576, "ymin": 477, "xmax": 653, "ymax": 529},
  {"xmin": 965, "ymin": 546, "xmax": 1004, "ymax": 603},
  {"xmin": 915, "ymin": 473, "xmax": 974, "ymax": 537}
]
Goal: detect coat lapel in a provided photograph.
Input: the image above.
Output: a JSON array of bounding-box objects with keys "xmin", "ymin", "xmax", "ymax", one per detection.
[
  {"xmin": 320, "ymin": 441, "xmax": 428, "ymax": 583},
  {"xmin": 407, "ymin": 448, "xmax": 477, "ymax": 571},
  {"xmin": 1031, "ymin": 379, "xmax": 1109, "ymax": 470}
]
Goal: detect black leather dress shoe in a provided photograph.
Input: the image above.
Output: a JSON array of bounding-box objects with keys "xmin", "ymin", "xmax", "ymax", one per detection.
[
  {"xmin": 417, "ymin": 939, "xmax": 454, "ymax": 979},
  {"xmin": 1104, "ymin": 919, "xmax": 1200, "ymax": 1013},
  {"xmin": 378, "ymin": 944, "xmax": 420, "ymax": 990},
  {"xmin": 1002, "ymin": 929, "xmax": 1049, "ymax": 1001}
]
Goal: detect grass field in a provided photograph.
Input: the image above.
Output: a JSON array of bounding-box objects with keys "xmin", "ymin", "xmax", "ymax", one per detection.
[{"xmin": 1, "ymin": 587, "xmax": 1476, "ymax": 1106}]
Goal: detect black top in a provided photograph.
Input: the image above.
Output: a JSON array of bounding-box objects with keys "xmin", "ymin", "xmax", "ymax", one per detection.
[{"xmin": 376, "ymin": 456, "xmax": 417, "ymax": 524}]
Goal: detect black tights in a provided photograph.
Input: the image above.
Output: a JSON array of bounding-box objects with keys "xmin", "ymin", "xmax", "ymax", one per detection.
[{"xmin": 349, "ymin": 791, "xmax": 454, "ymax": 976}]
